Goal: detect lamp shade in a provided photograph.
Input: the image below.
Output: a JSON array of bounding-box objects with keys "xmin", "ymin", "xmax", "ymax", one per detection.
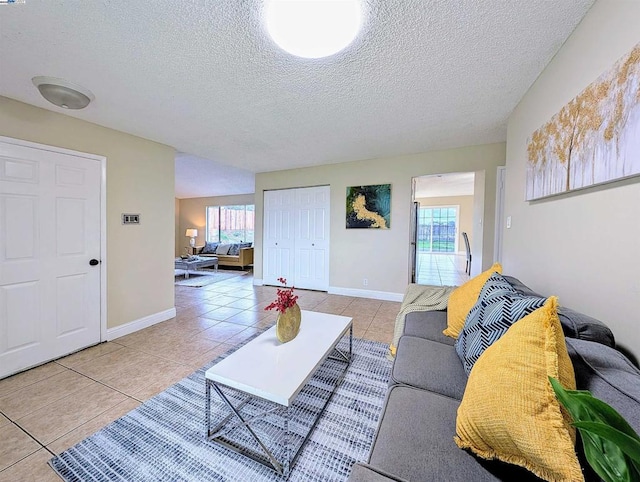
[{"xmin": 185, "ymin": 229, "xmax": 198, "ymax": 238}]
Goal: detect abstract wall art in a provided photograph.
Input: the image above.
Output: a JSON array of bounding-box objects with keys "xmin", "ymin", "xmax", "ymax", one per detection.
[
  {"xmin": 526, "ymin": 42, "xmax": 640, "ymax": 201},
  {"xmin": 346, "ymin": 184, "xmax": 391, "ymax": 229}
]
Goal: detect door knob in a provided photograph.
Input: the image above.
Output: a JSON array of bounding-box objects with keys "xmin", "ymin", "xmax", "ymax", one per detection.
[{"xmin": 89, "ymin": 259, "xmax": 100, "ymax": 266}]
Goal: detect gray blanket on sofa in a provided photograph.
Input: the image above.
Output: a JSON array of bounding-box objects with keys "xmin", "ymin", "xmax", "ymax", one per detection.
[{"xmin": 389, "ymin": 284, "xmax": 455, "ymax": 359}]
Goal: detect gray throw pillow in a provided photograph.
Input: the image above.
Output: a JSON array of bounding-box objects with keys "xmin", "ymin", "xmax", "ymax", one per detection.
[
  {"xmin": 228, "ymin": 243, "xmax": 241, "ymax": 256},
  {"xmin": 215, "ymin": 243, "xmax": 231, "ymax": 255}
]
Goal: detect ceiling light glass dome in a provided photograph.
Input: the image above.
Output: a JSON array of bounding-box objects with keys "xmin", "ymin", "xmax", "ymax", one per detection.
[{"xmin": 265, "ymin": 0, "xmax": 362, "ymax": 59}]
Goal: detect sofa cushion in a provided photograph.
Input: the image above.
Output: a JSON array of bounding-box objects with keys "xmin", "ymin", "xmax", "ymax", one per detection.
[
  {"xmin": 502, "ymin": 275, "xmax": 544, "ymax": 297},
  {"xmin": 348, "ymin": 463, "xmax": 409, "ymax": 482},
  {"xmin": 455, "ymin": 297, "xmax": 583, "ymax": 482},
  {"xmin": 455, "ymin": 273, "xmax": 547, "ymax": 375},
  {"xmin": 567, "ymin": 337, "xmax": 640, "ymax": 433},
  {"xmin": 444, "ymin": 262, "xmax": 501, "ymax": 339},
  {"xmin": 503, "ymin": 276, "xmax": 615, "ymax": 347},
  {"xmin": 402, "ymin": 310, "xmax": 454, "ymax": 346},
  {"xmin": 391, "ymin": 336, "xmax": 467, "ymax": 400},
  {"xmin": 558, "ymin": 306, "xmax": 615, "ymax": 347},
  {"xmin": 566, "ymin": 337, "xmax": 640, "ymax": 481},
  {"xmin": 369, "ymin": 386, "xmax": 502, "ymax": 482},
  {"xmin": 200, "ymin": 242, "xmax": 219, "ymax": 254}
]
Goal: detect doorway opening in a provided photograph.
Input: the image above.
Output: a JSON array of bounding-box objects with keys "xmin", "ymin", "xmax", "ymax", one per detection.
[{"xmin": 411, "ymin": 172, "xmax": 475, "ymax": 286}]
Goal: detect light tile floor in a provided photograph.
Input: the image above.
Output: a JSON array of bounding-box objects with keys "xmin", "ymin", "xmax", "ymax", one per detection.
[
  {"xmin": 0, "ymin": 272, "xmax": 399, "ymax": 481},
  {"xmin": 415, "ymin": 252, "xmax": 470, "ymax": 286}
]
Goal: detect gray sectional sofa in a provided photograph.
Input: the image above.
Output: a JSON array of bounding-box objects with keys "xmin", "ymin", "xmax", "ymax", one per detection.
[{"xmin": 349, "ymin": 276, "xmax": 640, "ymax": 482}]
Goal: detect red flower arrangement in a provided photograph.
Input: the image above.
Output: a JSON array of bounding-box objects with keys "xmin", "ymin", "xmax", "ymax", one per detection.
[{"xmin": 264, "ymin": 277, "xmax": 298, "ymax": 314}]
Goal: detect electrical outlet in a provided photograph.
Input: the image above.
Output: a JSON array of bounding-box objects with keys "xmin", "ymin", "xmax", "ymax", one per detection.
[
  {"xmin": 363, "ymin": 278, "xmax": 368, "ymax": 286},
  {"xmin": 506, "ymin": 216, "xmax": 512, "ymax": 229}
]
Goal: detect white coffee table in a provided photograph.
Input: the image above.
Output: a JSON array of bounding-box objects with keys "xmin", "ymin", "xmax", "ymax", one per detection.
[{"xmin": 204, "ymin": 310, "xmax": 353, "ymax": 477}]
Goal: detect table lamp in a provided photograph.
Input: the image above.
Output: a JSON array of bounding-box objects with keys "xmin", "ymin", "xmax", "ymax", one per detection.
[{"xmin": 185, "ymin": 229, "xmax": 198, "ymax": 248}]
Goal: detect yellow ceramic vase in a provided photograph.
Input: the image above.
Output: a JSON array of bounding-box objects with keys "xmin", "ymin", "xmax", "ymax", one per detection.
[{"xmin": 276, "ymin": 303, "xmax": 301, "ymax": 343}]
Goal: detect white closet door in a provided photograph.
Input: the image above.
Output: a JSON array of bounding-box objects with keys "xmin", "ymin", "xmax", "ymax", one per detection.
[
  {"xmin": 263, "ymin": 186, "xmax": 330, "ymax": 290},
  {"xmin": 294, "ymin": 186, "xmax": 329, "ymax": 291},
  {"xmin": 263, "ymin": 189, "xmax": 295, "ymax": 286},
  {"xmin": 0, "ymin": 140, "xmax": 102, "ymax": 378}
]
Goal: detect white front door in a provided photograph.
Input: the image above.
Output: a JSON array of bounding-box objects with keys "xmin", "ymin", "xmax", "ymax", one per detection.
[
  {"xmin": 294, "ymin": 186, "xmax": 329, "ymax": 291},
  {"xmin": 0, "ymin": 139, "xmax": 102, "ymax": 378}
]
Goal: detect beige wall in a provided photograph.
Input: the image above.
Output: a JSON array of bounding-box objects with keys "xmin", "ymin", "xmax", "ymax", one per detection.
[
  {"xmin": 503, "ymin": 1, "xmax": 640, "ymax": 356},
  {"xmin": 0, "ymin": 96, "xmax": 176, "ymax": 329},
  {"xmin": 178, "ymin": 194, "xmax": 256, "ymax": 252},
  {"xmin": 255, "ymin": 143, "xmax": 505, "ymax": 298},
  {"xmin": 415, "ymin": 195, "xmax": 474, "ymax": 252}
]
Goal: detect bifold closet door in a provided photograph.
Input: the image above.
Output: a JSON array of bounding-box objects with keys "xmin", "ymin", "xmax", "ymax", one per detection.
[
  {"xmin": 263, "ymin": 189, "xmax": 295, "ymax": 286},
  {"xmin": 294, "ymin": 186, "xmax": 329, "ymax": 291},
  {"xmin": 263, "ymin": 186, "xmax": 330, "ymax": 291}
]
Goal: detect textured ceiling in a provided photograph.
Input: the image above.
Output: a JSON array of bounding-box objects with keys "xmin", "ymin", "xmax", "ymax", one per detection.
[
  {"xmin": 0, "ymin": 0, "xmax": 594, "ymax": 198},
  {"xmin": 415, "ymin": 172, "xmax": 475, "ymax": 198}
]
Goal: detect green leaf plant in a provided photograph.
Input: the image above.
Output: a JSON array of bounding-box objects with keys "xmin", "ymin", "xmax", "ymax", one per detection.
[{"xmin": 549, "ymin": 377, "xmax": 640, "ymax": 482}]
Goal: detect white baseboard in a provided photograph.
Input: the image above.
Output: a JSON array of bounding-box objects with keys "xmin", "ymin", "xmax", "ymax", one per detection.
[
  {"xmin": 254, "ymin": 279, "xmax": 402, "ymax": 301},
  {"xmin": 106, "ymin": 307, "xmax": 176, "ymax": 341},
  {"xmin": 328, "ymin": 286, "xmax": 404, "ymax": 302}
]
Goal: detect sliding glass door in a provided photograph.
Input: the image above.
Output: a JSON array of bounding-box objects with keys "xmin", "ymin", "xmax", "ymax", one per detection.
[{"xmin": 417, "ymin": 206, "xmax": 459, "ymax": 253}]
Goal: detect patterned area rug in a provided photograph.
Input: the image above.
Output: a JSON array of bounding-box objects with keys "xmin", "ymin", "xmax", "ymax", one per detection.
[
  {"xmin": 175, "ymin": 269, "xmax": 248, "ymax": 287},
  {"xmin": 49, "ymin": 337, "xmax": 392, "ymax": 482}
]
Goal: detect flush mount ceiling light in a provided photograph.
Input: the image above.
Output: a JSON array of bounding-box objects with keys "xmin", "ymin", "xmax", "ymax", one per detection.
[
  {"xmin": 32, "ymin": 76, "xmax": 95, "ymax": 109},
  {"xmin": 265, "ymin": 0, "xmax": 362, "ymax": 59}
]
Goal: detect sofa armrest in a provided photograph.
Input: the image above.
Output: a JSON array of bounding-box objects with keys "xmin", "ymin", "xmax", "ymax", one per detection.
[
  {"xmin": 348, "ymin": 463, "xmax": 409, "ymax": 482},
  {"xmin": 238, "ymin": 247, "xmax": 254, "ymax": 265}
]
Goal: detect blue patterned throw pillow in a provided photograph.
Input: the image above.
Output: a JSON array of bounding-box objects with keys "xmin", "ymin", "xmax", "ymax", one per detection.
[
  {"xmin": 229, "ymin": 242, "xmax": 252, "ymax": 255},
  {"xmin": 201, "ymin": 242, "xmax": 219, "ymax": 254},
  {"xmin": 455, "ymin": 273, "xmax": 547, "ymax": 375}
]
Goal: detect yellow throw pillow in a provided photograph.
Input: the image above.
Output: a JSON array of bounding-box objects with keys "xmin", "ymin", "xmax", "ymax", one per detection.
[
  {"xmin": 455, "ymin": 297, "xmax": 584, "ymax": 482},
  {"xmin": 443, "ymin": 262, "xmax": 502, "ymax": 339}
]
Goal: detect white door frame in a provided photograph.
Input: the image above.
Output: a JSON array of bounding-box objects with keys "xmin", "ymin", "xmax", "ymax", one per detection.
[
  {"xmin": 494, "ymin": 166, "xmax": 506, "ymax": 264},
  {"xmin": 0, "ymin": 135, "xmax": 108, "ymax": 342}
]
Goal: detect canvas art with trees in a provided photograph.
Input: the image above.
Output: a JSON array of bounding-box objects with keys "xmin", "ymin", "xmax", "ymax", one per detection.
[{"xmin": 526, "ymin": 43, "xmax": 640, "ymax": 200}]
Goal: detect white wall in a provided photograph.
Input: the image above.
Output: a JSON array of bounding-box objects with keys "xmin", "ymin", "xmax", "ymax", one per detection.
[
  {"xmin": 0, "ymin": 96, "xmax": 176, "ymax": 329},
  {"xmin": 503, "ymin": 1, "xmax": 640, "ymax": 356},
  {"xmin": 255, "ymin": 143, "xmax": 505, "ymax": 300}
]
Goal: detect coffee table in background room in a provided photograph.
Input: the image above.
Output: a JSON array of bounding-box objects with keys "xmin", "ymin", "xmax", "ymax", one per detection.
[
  {"xmin": 174, "ymin": 256, "xmax": 218, "ymax": 279},
  {"xmin": 204, "ymin": 310, "xmax": 353, "ymax": 478}
]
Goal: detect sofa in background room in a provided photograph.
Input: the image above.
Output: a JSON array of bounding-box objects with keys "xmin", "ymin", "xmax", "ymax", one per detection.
[{"xmin": 199, "ymin": 242, "xmax": 254, "ymax": 269}]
